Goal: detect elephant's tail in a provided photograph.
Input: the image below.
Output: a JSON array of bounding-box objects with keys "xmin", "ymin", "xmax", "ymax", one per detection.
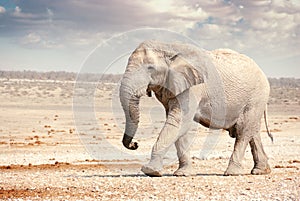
[{"xmin": 264, "ymin": 109, "xmax": 274, "ymax": 143}]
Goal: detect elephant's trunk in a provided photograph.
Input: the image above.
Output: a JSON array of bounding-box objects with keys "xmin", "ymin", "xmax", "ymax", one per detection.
[
  {"xmin": 119, "ymin": 75, "xmax": 148, "ymax": 150},
  {"xmin": 122, "ymin": 133, "xmax": 138, "ymax": 150}
]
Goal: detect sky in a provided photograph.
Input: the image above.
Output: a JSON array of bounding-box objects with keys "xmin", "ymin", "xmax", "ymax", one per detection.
[{"xmin": 0, "ymin": 0, "xmax": 299, "ymax": 77}]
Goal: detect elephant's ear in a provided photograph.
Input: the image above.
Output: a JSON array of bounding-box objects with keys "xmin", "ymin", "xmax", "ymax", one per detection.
[{"xmin": 165, "ymin": 53, "xmax": 204, "ymax": 97}]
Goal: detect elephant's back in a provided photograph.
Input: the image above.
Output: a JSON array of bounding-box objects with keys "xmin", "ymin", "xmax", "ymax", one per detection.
[
  {"xmin": 210, "ymin": 49, "xmax": 270, "ymax": 108},
  {"xmin": 211, "ymin": 49, "xmax": 269, "ymax": 90},
  {"xmin": 211, "ymin": 49, "xmax": 267, "ymax": 79}
]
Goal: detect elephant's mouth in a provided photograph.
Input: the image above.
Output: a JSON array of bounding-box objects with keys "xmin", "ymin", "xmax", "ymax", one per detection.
[{"xmin": 146, "ymin": 86, "xmax": 152, "ymax": 97}]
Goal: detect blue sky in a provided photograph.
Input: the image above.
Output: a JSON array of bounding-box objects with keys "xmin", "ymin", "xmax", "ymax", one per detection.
[{"xmin": 0, "ymin": 0, "xmax": 299, "ymax": 77}]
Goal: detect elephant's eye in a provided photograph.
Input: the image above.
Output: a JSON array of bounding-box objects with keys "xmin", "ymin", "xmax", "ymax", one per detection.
[{"xmin": 147, "ymin": 66, "xmax": 155, "ymax": 71}]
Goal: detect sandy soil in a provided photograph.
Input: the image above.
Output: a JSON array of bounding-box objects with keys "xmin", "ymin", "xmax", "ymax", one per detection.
[{"xmin": 0, "ymin": 79, "xmax": 299, "ymax": 200}]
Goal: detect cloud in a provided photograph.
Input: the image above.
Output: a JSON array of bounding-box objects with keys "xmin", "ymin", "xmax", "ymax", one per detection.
[
  {"xmin": 0, "ymin": 0, "xmax": 299, "ymax": 76},
  {"xmin": 20, "ymin": 32, "xmax": 63, "ymax": 49},
  {"xmin": 175, "ymin": 0, "xmax": 300, "ymax": 59},
  {"xmin": 237, "ymin": 0, "xmax": 300, "ymax": 56},
  {"xmin": 0, "ymin": 6, "xmax": 5, "ymax": 14},
  {"xmin": 0, "ymin": 0, "xmax": 298, "ymax": 54},
  {"xmin": 21, "ymin": 32, "xmax": 41, "ymax": 44},
  {"xmin": 46, "ymin": 8, "xmax": 53, "ymax": 22},
  {"xmin": 12, "ymin": 6, "xmax": 36, "ymax": 18},
  {"xmin": 0, "ymin": 0, "xmax": 208, "ymax": 49}
]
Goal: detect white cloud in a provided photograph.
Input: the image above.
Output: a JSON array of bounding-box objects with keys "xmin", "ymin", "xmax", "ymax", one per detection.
[
  {"xmin": 0, "ymin": 6, "xmax": 5, "ymax": 14},
  {"xmin": 20, "ymin": 32, "xmax": 63, "ymax": 49},
  {"xmin": 0, "ymin": 0, "xmax": 298, "ymax": 76},
  {"xmin": 147, "ymin": 0, "xmax": 208, "ymax": 20},
  {"xmin": 251, "ymin": 18, "xmax": 270, "ymax": 30},
  {"xmin": 12, "ymin": 6, "xmax": 35, "ymax": 18},
  {"xmin": 47, "ymin": 8, "xmax": 53, "ymax": 23},
  {"xmin": 4, "ymin": 1, "xmax": 298, "ymax": 55},
  {"xmin": 21, "ymin": 33, "xmax": 41, "ymax": 44},
  {"xmin": 173, "ymin": 0, "xmax": 299, "ymax": 77},
  {"xmin": 146, "ymin": 0, "xmax": 174, "ymax": 13},
  {"xmin": 66, "ymin": 31, "xmax": 109, "ymax": 47},
  {"xmin": 13, "ymin": 6, "xmax": 21, "ymax": 16}
]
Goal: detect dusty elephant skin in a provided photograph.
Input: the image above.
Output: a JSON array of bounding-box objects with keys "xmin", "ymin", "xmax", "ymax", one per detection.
[{"xmin": 119, "ymin": 40, "xmax": 272, "ymax": 177}]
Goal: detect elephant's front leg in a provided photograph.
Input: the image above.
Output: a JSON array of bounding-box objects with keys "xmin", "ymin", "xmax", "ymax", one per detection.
[
  {"xmin": 141, "ymin": 123, "xmax": 180, "ymax": 177},
  {"xmin": 141, "ymin": 102, "xmax": 182, "ymax": 177},
  {"xmin": 173, "ymin": 131, "xmax": 195, "ymax": 176}
]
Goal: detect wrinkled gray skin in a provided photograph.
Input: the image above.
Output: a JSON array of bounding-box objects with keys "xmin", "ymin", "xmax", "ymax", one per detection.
[{"xmin": 120, "ymin": 40, "xmax": 271, "ymax": 177}]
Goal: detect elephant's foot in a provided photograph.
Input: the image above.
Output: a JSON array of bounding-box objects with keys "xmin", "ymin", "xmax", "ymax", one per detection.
[
  {"xmin": 173, "ymin": 165, "xmax": 192, "ymax": 177},
  {"xmin": 224, "ymin": 161, "xmax": 244, "ymax": 176},
  {"xmin": 173, "ymin": 160, "xmax": 192, "ymax": 177},
  {"xmin": 251, "ymin": 163, "xmax": 271, "ymax": 175},
  {"xmin": 141, "ymin": 165, "xmax": 162, "ymax": 177}
]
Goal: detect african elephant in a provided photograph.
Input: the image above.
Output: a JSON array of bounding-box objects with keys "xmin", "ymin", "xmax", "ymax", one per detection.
[{"xmin": 119, "ymin": 40, "xmax": 272, "ymax": 177}]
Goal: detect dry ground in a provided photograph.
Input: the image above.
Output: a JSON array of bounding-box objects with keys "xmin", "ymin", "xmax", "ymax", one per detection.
[{"xmin": 0, "ymin": 79, "xmax": 299, "ymax": 200}]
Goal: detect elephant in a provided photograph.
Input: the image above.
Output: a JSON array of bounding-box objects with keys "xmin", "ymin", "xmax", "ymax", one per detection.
[{"xmin": 119, "ymin": 40, "xmax": 272, "ymax": 177}]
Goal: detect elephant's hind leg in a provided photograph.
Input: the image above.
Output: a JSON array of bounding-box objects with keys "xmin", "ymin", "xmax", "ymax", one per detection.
[
  {"xmin": 249, "ymin": 135, "xmax": 271, "ymax": 175},
  {"xmin": 224, "ymin": 108, "xmax": 260, "ymax": 176},
  {"xmin": 224, "ymin": 133, "xmax": 249, "ymax": 176}
]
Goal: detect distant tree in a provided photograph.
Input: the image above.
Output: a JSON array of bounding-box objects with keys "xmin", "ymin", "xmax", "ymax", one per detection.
[{"xmin": 2, "ymin": 70, "xmax": 299, "ymax": 86}]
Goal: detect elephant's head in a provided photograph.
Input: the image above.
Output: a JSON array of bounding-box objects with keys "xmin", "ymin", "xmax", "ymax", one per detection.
[{"xmin": 120, "ymin": 40, "xmax": 205, "ymax": 150}]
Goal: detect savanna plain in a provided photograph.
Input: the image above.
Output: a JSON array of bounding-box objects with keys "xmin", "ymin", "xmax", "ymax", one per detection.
[{"xmin": 0, "ymin": 72, "xmax": 299, "ymax": 200}]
